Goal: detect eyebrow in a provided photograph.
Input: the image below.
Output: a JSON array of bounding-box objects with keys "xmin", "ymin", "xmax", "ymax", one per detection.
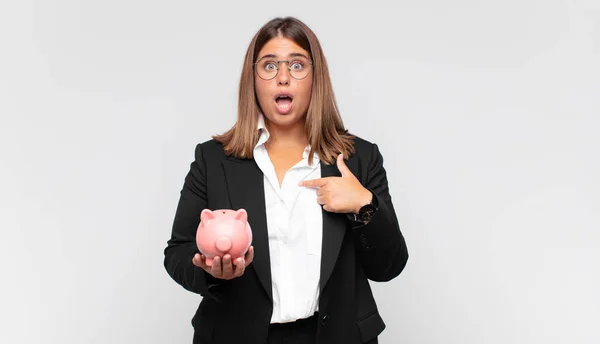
[{"xmin": 257, "ymin": 52, "xmax": 310, "ymax": 60}]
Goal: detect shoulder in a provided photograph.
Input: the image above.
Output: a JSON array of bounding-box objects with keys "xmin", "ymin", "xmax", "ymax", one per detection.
[
  {"xmin": 350, "ymin": 135, "xmax": 383, "ymax": 161},
  {"xmin": 193, "ymin": 139, "xmax": 227, "ymax": 162},
  {"xmin": 196, "ymin": 138, "xmax": 225, "ymax": 153}
]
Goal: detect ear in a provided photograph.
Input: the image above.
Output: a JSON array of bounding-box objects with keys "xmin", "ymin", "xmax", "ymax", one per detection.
[
  {"xmin": 234, "ymin": 208, "xmax": 248, "ymax": 223},
  {"xmin": 200, "ymin": 209, "xmax": 215, "ymax": 223}
]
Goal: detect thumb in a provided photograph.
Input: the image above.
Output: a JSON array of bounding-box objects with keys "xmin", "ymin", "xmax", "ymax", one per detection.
[{"xmin": 337, "ymin": 153, "xmax": 352, "ymax": 177}]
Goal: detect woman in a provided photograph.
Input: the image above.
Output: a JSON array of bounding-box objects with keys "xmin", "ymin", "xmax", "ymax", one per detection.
[{"xmin": 164, "ymin": 16, "xmax": 408, "ymax": 344}]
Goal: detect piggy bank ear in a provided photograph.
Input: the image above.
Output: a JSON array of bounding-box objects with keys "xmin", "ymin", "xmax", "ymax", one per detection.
[
  {"xmin": 234, "ymin": 209, "xmax": 248, "ymax": 223},
  {"xmin": 200, "ymin": 209, "xmax": 216, "ymax": 223}
]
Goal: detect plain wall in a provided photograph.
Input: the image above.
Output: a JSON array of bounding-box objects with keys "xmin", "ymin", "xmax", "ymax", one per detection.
[{"xmin": 1, "ymin": 1, "xmax": 598, "ymax": 343}]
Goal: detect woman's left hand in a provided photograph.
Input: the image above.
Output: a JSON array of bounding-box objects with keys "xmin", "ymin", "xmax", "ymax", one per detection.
[{"xmin": 300, "ymin": 154, "xmax": 372, "ymax": 213}]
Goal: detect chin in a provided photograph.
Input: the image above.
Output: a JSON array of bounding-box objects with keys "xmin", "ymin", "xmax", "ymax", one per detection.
[{"xmin": 265, "ymin": 110, "xmax": 297, "ymax": 123}]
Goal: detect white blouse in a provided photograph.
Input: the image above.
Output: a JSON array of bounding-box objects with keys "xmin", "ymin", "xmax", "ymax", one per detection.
[{"xmin": 253, "ymin": 113, "xmax": 323, "ymax": 324}]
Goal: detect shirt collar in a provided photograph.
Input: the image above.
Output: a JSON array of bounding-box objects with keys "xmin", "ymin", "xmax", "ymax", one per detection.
[{"xmin": 256, "ymin": 112, "xmax": 270, "ymax": 147}]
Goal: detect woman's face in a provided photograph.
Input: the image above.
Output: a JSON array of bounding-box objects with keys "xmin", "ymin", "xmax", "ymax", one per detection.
[{"xmin": 254, "ymin": 36, "xmax": 313, "ymax": 131}]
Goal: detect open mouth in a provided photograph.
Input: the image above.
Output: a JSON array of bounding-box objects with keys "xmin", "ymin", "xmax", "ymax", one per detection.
[{"xmin": 274, "ymin": 93, "xmax": 293, "ymax": 114}]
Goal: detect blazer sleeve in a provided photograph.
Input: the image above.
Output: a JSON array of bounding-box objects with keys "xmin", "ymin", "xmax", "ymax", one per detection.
[
  {"xmin": 352, "ymin": 143, "xmax": 409, "ymax": 282},
  {"xmin": 163, "ymin": 143, "xmax": 226, "ymax": 299}
]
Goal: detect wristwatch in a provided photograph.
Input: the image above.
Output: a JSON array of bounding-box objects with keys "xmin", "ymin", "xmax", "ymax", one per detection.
[{"xmin": 350, "ymin": 194, "xmax": 378, "ymax": 224}]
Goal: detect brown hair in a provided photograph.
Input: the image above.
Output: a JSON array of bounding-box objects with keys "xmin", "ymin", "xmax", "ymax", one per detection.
[{"xmin": 212, "ymin": 16, "xmax": 355, "ymax": 165}]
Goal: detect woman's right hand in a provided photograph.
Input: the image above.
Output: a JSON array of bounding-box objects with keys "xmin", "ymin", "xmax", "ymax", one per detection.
[{"xmin": 192, "ymin": 246, "xmax": 254, "ymax": 280}]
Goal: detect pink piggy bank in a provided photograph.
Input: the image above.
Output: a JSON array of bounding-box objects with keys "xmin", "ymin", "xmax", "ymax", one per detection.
[{"xmin": 196, "ymin": 208, "xmax": 252, "ymax": 267}]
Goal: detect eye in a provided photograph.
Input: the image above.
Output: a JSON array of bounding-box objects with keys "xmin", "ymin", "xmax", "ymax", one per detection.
[
  {"xmin": 290, "ymin": 61, "xmax": 304, "ymax": 70},
  {"xmin": 264, "ymin": 62, "xmax": 277, "ymax": 71}
]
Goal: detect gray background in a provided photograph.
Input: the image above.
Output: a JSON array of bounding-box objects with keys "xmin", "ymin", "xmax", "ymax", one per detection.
[{"xmin": 1, "ymin": 1, "xmax": 598, "ymax": 343}]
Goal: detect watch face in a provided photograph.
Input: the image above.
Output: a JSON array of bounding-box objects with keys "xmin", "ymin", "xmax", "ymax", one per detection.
[
  {"xmin": 356, "ymin": 203, "xmax": 376, "ymax": 222},
  {"xmin": 359, "ymin": 203, "xmax": 377, "ymax": 215}
]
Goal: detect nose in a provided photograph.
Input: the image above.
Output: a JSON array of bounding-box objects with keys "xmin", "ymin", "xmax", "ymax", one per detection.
[{"xmin": 276, "ymin": 64, "xmax": 290, "ymax": 86}]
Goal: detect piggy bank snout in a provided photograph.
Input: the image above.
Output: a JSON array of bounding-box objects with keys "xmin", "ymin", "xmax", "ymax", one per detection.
[{"xmin": 215, "ymin": 236, "xmax": 232, "ymax": 252}]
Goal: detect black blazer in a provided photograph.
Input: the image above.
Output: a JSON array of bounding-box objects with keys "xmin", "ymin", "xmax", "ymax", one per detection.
[{"xmin": 164, "ymin": 136, "xmax": 409, "ymax": 344}]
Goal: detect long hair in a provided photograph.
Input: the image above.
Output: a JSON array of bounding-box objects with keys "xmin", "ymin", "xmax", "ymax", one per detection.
[{"xmin": 212, "ymin": 16, "xmax": 355, "ymax": 165}]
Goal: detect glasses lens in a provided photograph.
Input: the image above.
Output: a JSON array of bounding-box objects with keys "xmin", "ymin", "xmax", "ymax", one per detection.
[
  {"xmin": 288, "ymin": 58, "xmax": 311, "ymax": 79},
  {"xmin": 256, "ymin": 59, "xmax": 278, "ymax": 80}
]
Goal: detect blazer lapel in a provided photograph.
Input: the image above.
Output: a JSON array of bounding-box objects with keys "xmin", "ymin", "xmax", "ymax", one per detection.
[
  {"xmin": 222, "ymin": 156, "xmax": 272, "ymax": 302},
  {"xmin": 319, "ymin": 155, "xmax": 359, "ymax": 293}
]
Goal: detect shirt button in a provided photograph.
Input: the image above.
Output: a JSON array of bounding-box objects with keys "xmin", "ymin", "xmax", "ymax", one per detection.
[{"xmin": 321, "ymin": 314, "xmax": 329, "ymax": 325}]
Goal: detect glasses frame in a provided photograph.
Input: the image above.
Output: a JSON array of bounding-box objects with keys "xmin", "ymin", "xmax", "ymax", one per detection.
[{"xmin": 253, "ymin": 57, "xmax": 313, "ymax": 80}]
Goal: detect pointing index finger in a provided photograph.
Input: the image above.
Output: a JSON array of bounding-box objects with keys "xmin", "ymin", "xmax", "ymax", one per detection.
[{"xmin": 300, "ymin": 177, "xmax": 329, "ymax": 188}]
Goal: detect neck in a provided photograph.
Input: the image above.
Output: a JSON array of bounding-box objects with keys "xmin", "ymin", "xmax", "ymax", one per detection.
[{"xmin": 265, "ymin": 121, "xmax": 308, "ymax": 149}]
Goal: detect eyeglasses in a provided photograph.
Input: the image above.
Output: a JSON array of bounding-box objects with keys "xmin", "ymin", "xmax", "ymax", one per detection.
[{"xmin": 254, "ymin": 55, "xmax": 313, "ymax": 80}]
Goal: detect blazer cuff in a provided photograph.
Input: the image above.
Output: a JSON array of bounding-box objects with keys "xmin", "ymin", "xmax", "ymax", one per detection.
[{"xmin": 351, "ymin": 193, "xmax": 397, "ymax": 250}]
